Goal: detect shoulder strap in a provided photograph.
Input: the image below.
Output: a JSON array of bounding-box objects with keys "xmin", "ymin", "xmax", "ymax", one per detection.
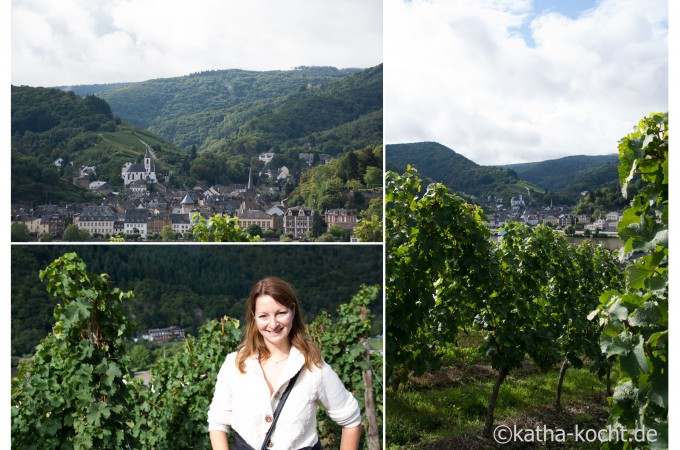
[{"xmin": 260, "ymin": 370, "xmax": 301, "ymax": 450}]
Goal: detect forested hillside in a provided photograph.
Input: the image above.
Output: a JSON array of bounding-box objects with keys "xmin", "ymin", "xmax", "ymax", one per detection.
[
  {"xmin": 504, "ymin": 154, "xmax": 619, "ymax": 193},
  {"xmin": 68, "ymin": 67, "xmax": 359, "ymax": 129},
  {"xmin": 387, "ymin": 141, "xmax": 622, "ymax": 206},
  {"xmin": 11, "ymin": 86, "xmax": 187, "ymax": 203},
  {"xmin": 77, "ymin": 65, "xmax": 382, "ymax": 155},
  {"xmin": 11, "ymin": 245, "xmax": 383, "ymax": 356},
  {"xmin": 386, "ymin": 141, "xmax": 539, "ymax": 204},
  {"xmin": 13, "ymin": 65, "xmax": 383, "ymax": 210}
]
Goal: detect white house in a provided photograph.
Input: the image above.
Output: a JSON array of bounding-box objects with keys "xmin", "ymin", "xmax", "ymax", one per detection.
[
  {"xmin": 124, "ymin": 208, "xmax": 151, "ymax": 237},
  {"xmin": 258, "ymin": 152, "xmax": 275, "ymax": 165},
  {"xmin": 77, "ymin": 206, "xmax": 116, "ymax": 235}
]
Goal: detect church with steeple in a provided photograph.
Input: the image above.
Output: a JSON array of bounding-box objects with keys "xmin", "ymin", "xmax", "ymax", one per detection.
[{"xmin": 121, "ymin": 144, "xmax": 158, "ymax": 186}]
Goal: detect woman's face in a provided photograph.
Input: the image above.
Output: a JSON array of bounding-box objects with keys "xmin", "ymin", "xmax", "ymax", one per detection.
[{"xmin": 254, "ymin": 294, "xmax": 294, "ymax": 349}]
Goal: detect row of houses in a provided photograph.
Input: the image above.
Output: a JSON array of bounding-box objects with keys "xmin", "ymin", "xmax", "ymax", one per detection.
[
  {"xmin": 485, "ymin": 209, "xmax": 622, "ymax": 232},
  {"xmin": 13, "ymin": 198, "xmax": 359, "ymax": 240}
]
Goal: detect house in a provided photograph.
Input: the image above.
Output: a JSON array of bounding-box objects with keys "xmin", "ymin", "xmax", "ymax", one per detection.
[
  {"xmin": 171, "ymin": 213, "xmax": 192, "ymax": 235},
  {"xmin": 324, "ymin": 208, "xmax": 358, "ymax": 231},
  {"xmin": 148, "ymin": 210, "xmax": 171, "ymax": 234},
  {"xmin": 606, "ymin": 212, "xmax": 621, "ymax": 222},
  {"xmin": 558, "ymin": 214, "xmax": 573, "ymax": 227},
  {"xmin": 89, "ymin": 181, "xmax": 114, "ymax": 195},
  {"xmin": 41, "ymin": 213, "xmax": 67, "ymax": 236},
  {"xmin": 594, "ymin": 218, "xmax": 607, "ymax": 230},
  {"xmin": 127, "ymin": 179, "xmax": 147, "ymax": 193},
  {"xmin": 80, "ymin": 166, "xmax": 97, "ymax": 177},
  {"xmin": 77, "ymin": 205, "xmax": 116, "ymax": 235},
  {"xmin": 238, "ymin": 209, "xmax": 276, "ymax": 231},
  {"xmin": 277, "ymin": 166, "xmax": 290, "ymax": 181},
  {"xmin": 542, "ymin": 215, "xmax": 560, "ymax": 226},
  {"xmin": 577, "ymin": 214, "xmax": 591, "ymax": 224},
  {"xmin": 258, "ymin": 152, "xmax": 275, "ymax": 165},
  {"xmin": 284, "ymin": 206, "xmax": 314, "ymax": 238},
  {"xmin": 124, "ymin": 208, "xmax": 151, "ymax": 237},
  {"xmin": 180, "ymin": 193, "xmax": 196, "ymax": 214},
  {"xmin": 524, "ymin": 214, "xmax": 539, "ymax": 226},
  {"xmin": 266, "ymin": 206, "xmax": 286, "ymax": 230},
  {"xmin": 146, "ymin": 326, "xmax": 186, "ymax": 342},
  {"xmin": 122, "ymin": 144, "xmax": 158, "ymax": 186}
]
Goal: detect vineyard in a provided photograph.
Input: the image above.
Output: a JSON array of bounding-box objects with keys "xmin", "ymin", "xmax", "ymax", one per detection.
[
  {"xmin": 385, "ymin": 113, "xmax": 668, "ymax": 449},
  {"xmin": 11, "ymin": 253, "xmax": 382, "ymax": 450}
]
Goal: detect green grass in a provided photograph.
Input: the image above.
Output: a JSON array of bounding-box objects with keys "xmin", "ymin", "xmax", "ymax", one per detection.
[{"xmin": 387, "ymin": 360, "xmax": 612, "ymax": 449}]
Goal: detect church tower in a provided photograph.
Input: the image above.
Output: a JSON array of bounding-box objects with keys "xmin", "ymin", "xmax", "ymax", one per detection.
[{"xmin": 144, "ymin": 144, "xmax": 152, "ymax": 173}]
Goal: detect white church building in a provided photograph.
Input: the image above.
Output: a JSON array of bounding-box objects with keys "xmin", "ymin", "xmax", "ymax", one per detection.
[{"xmin": 122, "ymin": 144, "xmax": 158, "ymax": 186}]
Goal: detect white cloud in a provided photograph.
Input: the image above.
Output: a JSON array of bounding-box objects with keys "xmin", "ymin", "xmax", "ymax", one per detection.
[
  {"xmin": 11, "ymin": 0, "xmax": 383, "ymax": 86},
  {"xmin": 385, "ymin": 0, "xmax": 668, "ymax": 164}
]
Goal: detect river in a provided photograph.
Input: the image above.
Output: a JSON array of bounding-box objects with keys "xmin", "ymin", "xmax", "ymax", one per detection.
[{"xmin": 566, "ymin": 236, "xmax": 623, "ymax": 251}]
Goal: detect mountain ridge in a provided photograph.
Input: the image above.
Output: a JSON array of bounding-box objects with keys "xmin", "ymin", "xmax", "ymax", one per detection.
[{"xmin": 386, "ymin": 141, "xmax": 619, "ymax": 206}]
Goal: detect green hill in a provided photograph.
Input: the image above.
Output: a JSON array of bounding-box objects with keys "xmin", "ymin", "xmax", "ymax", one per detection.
[
  {"xmin": 11, "ymin": 85, "xmax": 187, "ymax": 205},
  {"xmin": 386, "ymin": 141, "xmax": 541, "ymax": 204},
  {"xmin": 387, "ymin": 142, "xmax": 623, "ymax": 206},
  {"xmin": 503, "ymin": 154, "xmax": 619, "ymax": 192},
  {"xmin": 74, "ymin": 65, "xmax": 382, "ymax": 154}
]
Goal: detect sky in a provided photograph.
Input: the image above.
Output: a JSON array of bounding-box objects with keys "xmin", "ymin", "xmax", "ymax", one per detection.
[
  {"xmin": 10, "ymin": 0, "xmax": 383, "ymax": 87},
  {"xmin": 384, "ymin": 0, "xmax": 669, "ymax": 165}
]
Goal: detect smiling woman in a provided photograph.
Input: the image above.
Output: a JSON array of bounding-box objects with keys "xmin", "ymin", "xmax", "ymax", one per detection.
[{"xmin": 208, "ymin": 277, "xmax": 362, "ymax": 450}]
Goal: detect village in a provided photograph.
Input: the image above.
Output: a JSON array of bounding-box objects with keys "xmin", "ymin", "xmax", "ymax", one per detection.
[
  {"xmin": 481, "ymin": 194, "xmax": 623, "ymax": 235},
  {"xmin": 11, "ymin": 145, "xmax": 374, "ymax": 241}
]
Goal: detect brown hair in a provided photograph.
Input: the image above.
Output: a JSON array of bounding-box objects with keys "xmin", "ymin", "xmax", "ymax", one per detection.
[{"xmin": 236, "ymin": 277, "xmax": 322, "ymax": 373}]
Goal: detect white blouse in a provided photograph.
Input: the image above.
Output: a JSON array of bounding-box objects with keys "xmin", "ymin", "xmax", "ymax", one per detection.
[{"xmin": 207, "ymin": 346, "xmax": 361, "ymax": 449}]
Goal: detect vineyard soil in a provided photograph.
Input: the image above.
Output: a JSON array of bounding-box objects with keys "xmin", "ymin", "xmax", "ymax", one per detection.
[{"xmin": 387, "ymin": 357, "xmax": 614, "ymax": 449}]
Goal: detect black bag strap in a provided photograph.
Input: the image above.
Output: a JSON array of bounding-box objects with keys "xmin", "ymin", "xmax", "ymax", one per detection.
[{"xmin": 260, "ymin": 370, "xmax": 301, "ymax": 450}]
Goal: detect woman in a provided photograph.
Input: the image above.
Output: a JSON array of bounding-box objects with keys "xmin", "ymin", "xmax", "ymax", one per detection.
[{"xmin": 208, "ymin": 277, "xmax": 362, "ymax": 450}]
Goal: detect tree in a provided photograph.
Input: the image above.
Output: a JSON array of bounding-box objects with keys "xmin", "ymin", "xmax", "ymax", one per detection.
[
  {"xmin": 327, "ymin": 225, "xmax": 349, "ymax": 242},
  {"xmin": 128, "ymin": 344, "xmax": 152, "ymax": 371},
  {"xmin": 312, "ymin": 213, "xmax": 326, "ymax": 237},
  {"xmin": 363, "ymin": 166, "xmax": 382, "ymax": 189},
  {"xmin": 246, "ymin": 223, "xmax": 263, "ymax": 238},
  {"xmin": 11, "ymin": 222, "xmax": 32, "ymax": 242},
  {"xmin": 161, "ymin": 225, "xmax": 176, "ymax": 242},
  {"xmin": 63, "ymin": 224, "xmax": 84, "ymax": 241},
  {"xmin": 191, "ymin": 213, "xmax": 260, "ymax": 242}
]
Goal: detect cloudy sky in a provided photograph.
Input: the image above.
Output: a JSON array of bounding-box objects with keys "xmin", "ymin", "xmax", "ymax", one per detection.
[
  {"xmin": 10, "ymin": 0, "xmax": 382, "ymax": 87},
  {"xmin": 385, "ymin": 0, "xmax": 668, "ymax": 165}
]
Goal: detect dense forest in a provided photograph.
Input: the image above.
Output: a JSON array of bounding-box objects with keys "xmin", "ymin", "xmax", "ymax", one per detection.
[
  {"xmin": 65, "ymin": 67, "xmax": 361, "ymax": 129},
  {"xmin": 386, "ymin": 141, "xmax": 622, "ymax": 207},
  {"xmin": 11, "ymin": 245, "xmax": 383, "ymax": 357},
  {"xmin": 72, "ymin": 65, "xmax": 383, "ymax": 155}
]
